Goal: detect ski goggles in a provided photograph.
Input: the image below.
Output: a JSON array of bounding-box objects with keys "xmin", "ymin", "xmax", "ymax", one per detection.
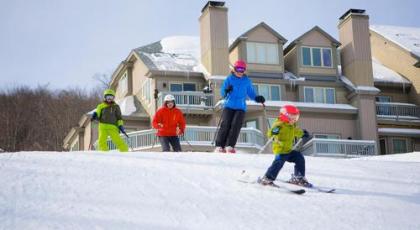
[
  {"xmin": 105, "ymin": 95, "xmax": 115, "ymax": 101},
  {"xmin": 235, "ymin": 67, "xmax": 246, "ymax": 73}
]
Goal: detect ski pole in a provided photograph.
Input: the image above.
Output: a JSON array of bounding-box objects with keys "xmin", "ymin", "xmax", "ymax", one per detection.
[
  {"xmin": 181, "ymin": 134, "xmax": 195, "ymax": 152},
  {"xmin": 258, "ymin": 136, "xmax": 274, "ymax": 154},
  {"xmin": 121, "ymin": 130, "xmax": 133, "ymax": 152}
]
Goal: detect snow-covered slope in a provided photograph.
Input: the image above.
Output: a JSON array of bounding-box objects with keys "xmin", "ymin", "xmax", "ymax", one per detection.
[{"xmin": 1, "ymin": 151, "xmax": 420, "ymax": 230}]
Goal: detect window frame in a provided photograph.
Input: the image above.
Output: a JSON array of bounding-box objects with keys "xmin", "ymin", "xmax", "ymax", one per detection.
[
  {"xmin": 303, "ymin": 86, "xmax": 336, "ymax": 104},
  {"xmin": 300, "ymin": 46, "xmax": 333, "ymax": 68},
  {"xmin": 392, "ymin": 138, "xmax": 408, "ymax": 154},
  {"xmin": 169, "ymin": 82, "xmax": 197, "ymax": 92},
  {"xmin": 253, "ymin": 83, "xmax": 281, "ymax": 101},
  {"xmin": 118, "ymin": 72, "xmax": 128, "ymax": 96},
  {"xmin": 246, "ymin": 41, "xmax": 279, "ymax": 65}
]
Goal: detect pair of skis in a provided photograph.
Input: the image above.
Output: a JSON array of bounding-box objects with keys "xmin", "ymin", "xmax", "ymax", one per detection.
[{"xmin": 239, "ymin": 171, "xmax": 335, "ymax": 195}]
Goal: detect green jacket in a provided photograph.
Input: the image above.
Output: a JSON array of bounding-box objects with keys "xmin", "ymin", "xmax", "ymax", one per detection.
[
  {"xmin": 267, "ymin": 119, "xmax": 303, "ymax": 155},
  {"xmin": 96, "ymin": 102, "xmax": 124, "ymax": 126}
]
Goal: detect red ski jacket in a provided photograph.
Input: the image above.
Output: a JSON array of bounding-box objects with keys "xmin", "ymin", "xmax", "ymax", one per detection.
[{"xmin": 152, "ymin": 105, "xmax": 186, "ymax": 137}]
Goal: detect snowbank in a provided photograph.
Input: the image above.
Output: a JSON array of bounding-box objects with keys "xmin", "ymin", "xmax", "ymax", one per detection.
[{"xmin": 1, "ymin": 151, "xmax": 420, "ymax": 230}]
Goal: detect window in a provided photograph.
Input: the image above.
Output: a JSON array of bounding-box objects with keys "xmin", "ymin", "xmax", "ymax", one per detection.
[
  {"xmin": 393, "ymin": 139, "xmax": 407, "ymax": 154},
  {"xmin": 376, "ymin": 96, "xmax": 391, "ymax": 102},
  {"xmin": 304, "ymin": 87, "xmax": 335, "ymax": 104},
  {"xmin": 170, "ymin": 83, "xmax": 196, "ymax": 92},
  {"xmin": 247, "ymin": 42, "xmax": 279, "ymax": 64},
  {"xmin": 245, "ymin": 120, "xmax": 258, "ymax": 130},
  {"xmin": 118, "ymin": 72, "xmax": 128, "ymax": 96},
  {"xmin": 142, "ymin": 78, "xmax": 151, "ymax": 101},
  {"xmin": 301, "ymin": 46, "xmax": 333, "ymax": 67},
  {"xmin": 253, "ymin": 84, "xmax": 281, "ymax": 101}
]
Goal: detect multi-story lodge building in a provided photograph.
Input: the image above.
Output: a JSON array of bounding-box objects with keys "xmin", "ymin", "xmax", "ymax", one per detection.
[{"xmin": 64, "ymin": 2, "xmax": 420, "ymax": 156}]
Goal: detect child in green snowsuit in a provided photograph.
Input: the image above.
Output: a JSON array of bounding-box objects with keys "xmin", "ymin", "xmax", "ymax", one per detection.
[
  {"xmin": 91, "ymin": 89, "xmax": 128, "ymax": 152},
  {"xmin": 260, "ymin": 105, "xmax": 311, "ymax": 187}
]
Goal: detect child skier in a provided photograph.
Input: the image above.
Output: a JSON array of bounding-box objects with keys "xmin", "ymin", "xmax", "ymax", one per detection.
[
  {"xmin": 259, "ymin": 104, "xmax": 311, "ymax": 187},
  {"xmin": 91, "ymin": 89, "xmax": 129, "ymax": 152}
]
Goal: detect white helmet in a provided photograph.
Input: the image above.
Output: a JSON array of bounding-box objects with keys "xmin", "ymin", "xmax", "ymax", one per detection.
[{"xmin": 164, "ymin": 94, "xmax": 175, "ymax": 102}]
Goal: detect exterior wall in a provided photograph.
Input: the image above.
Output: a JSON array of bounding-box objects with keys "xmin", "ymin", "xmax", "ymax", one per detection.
[
  {"xmin": 300, "ymin": 113, "xmax": 357, "ymax": 139},
  {"xmin": 199, "ymin": 5, "xmax": 230, "ymax": 76},
  {"xmin": 284, "ymin": 46, "xmax": 298, "ymax": 75},
  {"xmin": 132, "ymin": 58, "xmax": 150, "ymax": 95},
  {"xmin": 370, "ymin": 31, "xmax": 420, "ymax": 105},
  {"xmin": 229, "ymin": 46, "xmax": 240, "ymax": 66},
  {"xmin": 375, "ymin": 87, "xmax": 410, "ymax": 103},
  {"xmin": 338, "ymin": 14, "xmax": 374, "ymax": 86}
]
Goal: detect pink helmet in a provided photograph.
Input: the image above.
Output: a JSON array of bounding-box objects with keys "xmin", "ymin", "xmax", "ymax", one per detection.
[{"xmin": 234, "ymin": 60, "xmax": 247, "ymax": 69}]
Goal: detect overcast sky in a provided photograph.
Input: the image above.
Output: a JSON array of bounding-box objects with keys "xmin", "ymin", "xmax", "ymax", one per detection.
[{"xmin": 1, "ymin": 0, "xmax": 419, "ymax": 90}]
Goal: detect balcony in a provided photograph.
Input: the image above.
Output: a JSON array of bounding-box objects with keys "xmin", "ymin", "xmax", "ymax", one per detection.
[
  {"xmin": 376, "ymin": 102, "xmax": 420, "ymax": 121},
  {"xmin": 94, "ymin": 126, "xmax": 265, "ymax": 153},
  {"xmin": 301, "ymin": 138, "xmax": 377, "ymax": 157},
  {"xmin": 158, "ymin": 91, "xmax": 214, "ymax": 114}
]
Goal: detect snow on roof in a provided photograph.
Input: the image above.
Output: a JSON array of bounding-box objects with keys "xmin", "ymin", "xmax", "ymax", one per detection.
[
  {"xmin": 378, "ymin": 127, "xmax": 420, "ymax": 136},
  {"xmin": 160, "ymin": 36, "xmax": 201, "ymax": 60},
  {"xmin": 370, "ymin": 25, "xmax": 420, "ymax": 59},
  {"xmin": 372, "ymin": 58, "xmax": 411, "ymax": 84},
  {"xmin": 339, "ymin": 75, "xmax": 380, "ymax": 93},
  {"xmin": 116, "ymin": 96, "xmax": 137, "ymax": 116}
]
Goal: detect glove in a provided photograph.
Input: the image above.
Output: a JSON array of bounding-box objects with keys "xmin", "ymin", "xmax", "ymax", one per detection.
[
  {"xmin": 118, "ymin": 125, "xmax": 125, "ymax": 134},
  {"xmin": 224, "ymin": 85, "xmax": 233, "ymax": 95},
  {"xmin": 302, "ymin": 129, "xmax": 310, "ymax": 138},
  {"xmin": 271, "ymin": 126, "xmax": 280, "ymax": 135},
  {"xmin": 255, "ymin": 95, "xmax": 265, "ymax": 103},
  {"xmin": 91, "ymin": 112, "xmax": 98, "ymax": 121}
]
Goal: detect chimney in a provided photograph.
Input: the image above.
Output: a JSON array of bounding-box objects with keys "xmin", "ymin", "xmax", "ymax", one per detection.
[
  {"xmin": 338, "ymin": 9, "xmax": 378, "ymax": 144},
  {"xmin": 338, "ymin": 9, "xmax": 374, "ymax": 86},
  {"xmin": 199, "ymin": 1, "xmax": 229, "ymax": 76}
]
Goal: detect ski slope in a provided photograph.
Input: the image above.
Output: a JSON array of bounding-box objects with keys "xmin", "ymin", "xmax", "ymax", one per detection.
[{"xmin": 1, "ymin": 151, "xmax": 420, "ymax": 230}]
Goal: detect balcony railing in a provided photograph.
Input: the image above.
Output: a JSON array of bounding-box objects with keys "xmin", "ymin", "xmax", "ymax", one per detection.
[
  {"xmin": 158, "ymin": 91, "xmax": 214, "ymax": 110},
  {"xmin": 93, "ymin": 126, "xmax": 265, "ymax": 152},
  {"xmin": 376, "ymin": 102, "xmax": 420, "ymax": 120},
  {"xmin": 301, "ymin": 138, "xmax": 377, "ymax": 157}
]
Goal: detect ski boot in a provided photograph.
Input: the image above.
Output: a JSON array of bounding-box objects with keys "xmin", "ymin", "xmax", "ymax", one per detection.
[
  {"xmin": 214, "ymin": 147, "xmax": 226, "ymax": 153},
  {"xmin": 287, "ymin": 174, "xmax": 313, "ymax": 188},
  {"xmin": 226, "ymin": 146, "xmax": 236, "ymax": 154},
  {"xmin": 258, "ymin": 176, "xmax": 274, "ymax": 186}
]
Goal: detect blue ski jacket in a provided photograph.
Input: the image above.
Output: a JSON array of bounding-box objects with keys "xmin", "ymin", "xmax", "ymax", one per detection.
[{"xmin": 220, "ymin": 73, "xmax": 257, "ymax": 111}]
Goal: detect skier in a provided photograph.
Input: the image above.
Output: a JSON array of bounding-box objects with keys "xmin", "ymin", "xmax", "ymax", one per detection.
[
  {"xmin": 91, "ymin": 89, "xmax": 129, "ymax": 152},
  {"xmin": 215, "ymin": 60, "xmax": 265, "ymax": 153},
  {"xmin": 259, "ymin": 104, "xmax": 312, "ymax": 187},
  {"xmin": 152, "ymin": 94, "xmax": 186, "ymax": 152}
]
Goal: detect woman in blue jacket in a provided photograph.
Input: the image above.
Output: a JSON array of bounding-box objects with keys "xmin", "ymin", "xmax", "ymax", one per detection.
[{"xmin": 215, "ymin": 60, "xmax": 265, "ymax": 153}]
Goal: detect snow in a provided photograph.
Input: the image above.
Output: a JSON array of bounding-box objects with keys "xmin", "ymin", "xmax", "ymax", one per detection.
[
  {"xmin": 378, "ymin": 127, "xmax": 420, "ymax": 135},
  {"xmin": 372, "ymin": 58, "xmax": 411, "ymax": 84},
  {"xmin": 371, "ymin": 25, "xmax": 420, "ymax": 58},
  {"xmin": 116, "ymin": 96, "xmax": 137, "ymax": 116},
  {"xmin": 2, "ymin": 151, "xmax": 419, "ymax": 229},
  {"xmin": 160, "ymin": 36, "xmax": 201, "ymax": 61}
]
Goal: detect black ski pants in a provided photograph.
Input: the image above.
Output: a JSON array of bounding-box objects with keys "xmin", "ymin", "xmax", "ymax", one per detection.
[
  {"xmin": 215, "ymin": 108, "xmax": 245, "ymax": 148},
  {"xmin": 159, "ymin": 136, "xmax": 182, "ymax": 152}
]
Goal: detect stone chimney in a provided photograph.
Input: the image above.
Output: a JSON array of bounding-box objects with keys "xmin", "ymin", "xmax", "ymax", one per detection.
[
  {"xmin": 338, "ymin": 9, "xmax": 378, "ymax": 143},
  {"xmin": 199, "ymin": 1, "xmax": 229, "ymax": 76},
  {"xmin": 338, "ymin": 9, "xmax": 374, "ymax": 86}
]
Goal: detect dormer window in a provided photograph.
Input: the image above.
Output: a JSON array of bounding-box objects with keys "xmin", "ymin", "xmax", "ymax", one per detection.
[
  {"xmin": 246, "ymin": 42, "xmax": 279, "ymax": 64},
  {"xmin": 301, "ymin": 47, "xmax": 333, "ymax": 67}
]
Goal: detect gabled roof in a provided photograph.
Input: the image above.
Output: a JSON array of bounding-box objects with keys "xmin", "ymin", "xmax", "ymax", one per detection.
[
  {"xmin": 284, "ymin": 26, "xmax": 341, "ymax": 54},
  {"xmin": 229, "ymin": 22, "xmax": 287, "ymax": 51},
  {"xmin": 370, "ymin": 25, "xmax": 420, "ymax": 60}
]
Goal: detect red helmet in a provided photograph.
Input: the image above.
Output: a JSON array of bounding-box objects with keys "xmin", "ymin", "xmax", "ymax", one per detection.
[
  {"xmin": 234, "ymin": 60, "xmax": 247, "ymax": 69},
  {"xmin": 279, "ymin": 105, "xmax": 300, "ymax": 123}
]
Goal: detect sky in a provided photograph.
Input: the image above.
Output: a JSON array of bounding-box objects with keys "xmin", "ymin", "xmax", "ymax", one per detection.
[{"xmin": 0, "ymin": 0, "xmax": 419, "ymax": 90}]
